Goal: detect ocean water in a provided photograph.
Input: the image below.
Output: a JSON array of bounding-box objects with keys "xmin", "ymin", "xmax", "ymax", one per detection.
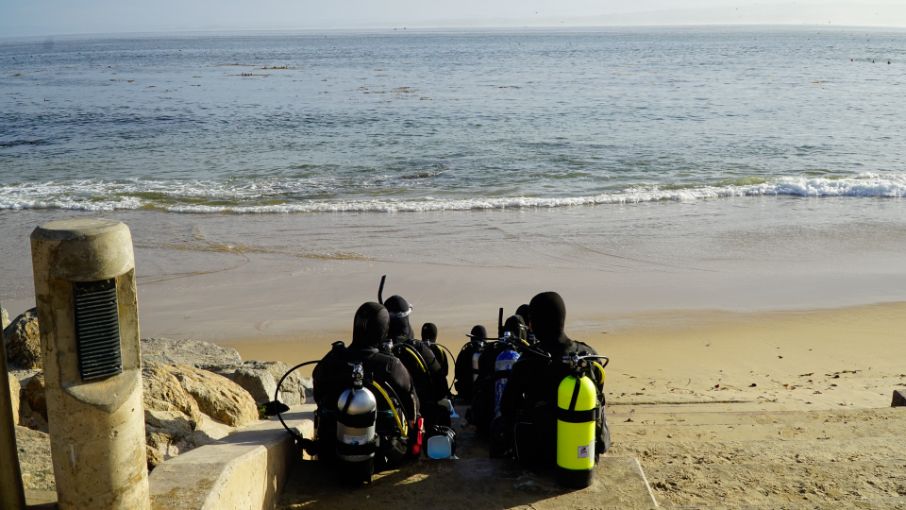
[{"xmin": 3, "ymin": 27, "xmax": 906, "ymax": 213}]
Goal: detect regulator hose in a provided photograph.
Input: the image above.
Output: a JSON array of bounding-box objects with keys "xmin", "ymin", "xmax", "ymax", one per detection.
[{"xmin": 271, "ymin": 360, "xmax": 319, "ymax": 441}]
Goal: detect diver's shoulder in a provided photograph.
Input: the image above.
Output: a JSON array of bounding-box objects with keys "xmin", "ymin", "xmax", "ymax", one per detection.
[{"xmin": 571, "ymin": 340, "xmax": 597, "ymax": 355}]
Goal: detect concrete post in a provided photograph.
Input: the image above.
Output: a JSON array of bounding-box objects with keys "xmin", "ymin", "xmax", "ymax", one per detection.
[
  {"xmin": 31, "ymin": 218, "xmax": 150, "ymax": 510},
  {"xmin": 0, "ymin": 315, "xmax": 26, "ymax": 510}
]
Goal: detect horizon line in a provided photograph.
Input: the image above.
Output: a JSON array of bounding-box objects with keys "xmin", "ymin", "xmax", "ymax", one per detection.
[{"xmin": 3, "ymin": 22, "xmax": 906, "ymax": 41}]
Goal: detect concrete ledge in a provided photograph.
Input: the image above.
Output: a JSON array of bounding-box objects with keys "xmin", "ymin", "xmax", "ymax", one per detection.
[{"xmin": 149, "ymin": 405, "xmax": 314, "ymax": 510}]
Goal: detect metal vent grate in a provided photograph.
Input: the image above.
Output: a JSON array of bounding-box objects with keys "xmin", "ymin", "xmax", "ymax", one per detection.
[{"xmin": 73, "ymin": 279, "xmax": 122, "ymax": 381}]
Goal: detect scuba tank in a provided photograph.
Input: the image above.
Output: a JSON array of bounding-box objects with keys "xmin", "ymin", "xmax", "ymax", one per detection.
[
  {"xmin": 493, "ymin": 314, "xmax": 529, "ymax": 417},
  {"xmin": 493, "ymin": 332, "xmax": 520, "ymax": 418},
  {"xmin": 454, "ymin": 327, "xmax": 486, "ymax": 402},
  {"xmin": 336, "ymin": 363, "xmax": 378, "ymax": 484},
  {"xmin": 487, "ymin": 332, "xmax": 520, "ymax": 458},
  {"xmin": 556, "ymin": 352, "xmax": 609, "ymax": 489}
]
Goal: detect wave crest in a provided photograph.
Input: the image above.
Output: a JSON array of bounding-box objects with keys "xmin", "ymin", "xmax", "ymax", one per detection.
[{"xmin": 1, "ymin": 173, "xmax": 905, "ymax": 214}]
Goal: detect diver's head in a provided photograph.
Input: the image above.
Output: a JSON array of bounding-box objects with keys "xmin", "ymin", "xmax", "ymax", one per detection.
[
  {"xmin": 351, "ymin": 301, "xmax": 390, "ymax": 349},
  {"xmin": 502, "ymin": 314, "xmax": 528, "ymax": 345},
  {"xmin": 384, "ymin": 294, "xmax": 413, "ymax": 341},
  {"xmin": 468, "ymin": 325, "xmax": 487, "ymax": 345},
  {"xmin": 515, "ymin": 303, "xmax": 532, "ymax": 330},
  {"xmin": 421, "ymin": 322, "xmax": 438, "ymax": 343},
  {"xmin": 530, "ymin": 291, "xmax": 568, "ymax": 350}
]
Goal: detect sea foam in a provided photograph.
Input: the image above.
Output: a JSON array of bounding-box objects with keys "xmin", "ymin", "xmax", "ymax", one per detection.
[{"xmin": 1, "ymin": 173, "xmax": 905, "ymax": 214}]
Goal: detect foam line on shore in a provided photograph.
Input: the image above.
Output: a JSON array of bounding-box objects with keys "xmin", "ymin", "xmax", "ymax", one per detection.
[{"xmin": 1, "ymin": 172, "xmax": 906, "ymax": 214}]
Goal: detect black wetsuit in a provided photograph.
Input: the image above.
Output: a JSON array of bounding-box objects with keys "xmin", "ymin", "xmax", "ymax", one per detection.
[
  {"xmin": 312, "ymin": 302, "xmax": 419, "ymax": 464},
  {"xmin": 385, "ymin": 295, "xmax": 450, "ymax": 427},
  {"xmin": 501, "ymin": 292, "xmax": 611, "ymax": 466}
]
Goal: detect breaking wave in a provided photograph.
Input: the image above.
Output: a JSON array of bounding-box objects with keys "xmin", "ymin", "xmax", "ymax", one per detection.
[{"xmin": 1, "ymin": 173, "xmax": 906, "ymax": 214}]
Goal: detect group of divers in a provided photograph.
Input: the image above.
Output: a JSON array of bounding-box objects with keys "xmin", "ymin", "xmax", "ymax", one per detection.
[{"xmin": 269, "ymin": 277, "xmax": 611, "ymax": 488}]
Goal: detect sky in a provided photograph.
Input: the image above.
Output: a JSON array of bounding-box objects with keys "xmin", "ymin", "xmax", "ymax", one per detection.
[{"xmin": 2, "ymin": 0, "xmax": 906, "ymax": 37}]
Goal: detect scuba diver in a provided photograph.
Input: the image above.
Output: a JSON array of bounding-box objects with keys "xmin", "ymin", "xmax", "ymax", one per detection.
[
  {"xmin": 515, "ymin": 303, "xmax": 537, "ymax": 345},
  {"xmin": 471, "ymin": 313, "xmax": 531, "ymax": 436},
  {"xmin": 311, "ymin": 302, "xmax": 421, "ymax": 480},
  {"xmin": 501, "ymin": 291, "xmax": 611, "ymax": 484},
  {"xmin": 384, "ymin": 294, "xmax": 452, "ymax": 428},
  {"xmin": 454, "ymin": 325, "xmax": 488, "ymax": 403},
  {"xmin": 421, "ymin": 322, "xmax": 449, "ymax": 378}
]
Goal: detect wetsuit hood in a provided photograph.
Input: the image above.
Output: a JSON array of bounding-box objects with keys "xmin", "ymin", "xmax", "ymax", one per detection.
[
  {"xmin": 530, "ymin": 291, "xmax": 568, "ymax": 351},
  {"xmin": 515, "ymin": 304, "xmax": 532, "ymax": 329},
  {"xmin": 421, "ymin": 322, "xmax": 438, "ymax": 343},
  {"xmin": 503, "ymin": 314, "xmax": 528, "ymax": 344},
  {"xmin": 351, "ymin": 302, "xmax": 390, "ymax": 349},
  {"xmin": 468, "ymin": 325, "xmax": 487, "ymax": 341},
  {"xmin": 384, "ymin": 294, "xmax": 413, "ymax": 341}
]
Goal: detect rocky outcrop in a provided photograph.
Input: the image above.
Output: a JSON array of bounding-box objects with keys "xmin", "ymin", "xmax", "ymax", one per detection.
[
  {"xmin": 219, "ymin": 360, "xmax": 308, "ymax": 406},
  {"xmin": 141, "ymin": 337, "xmax": 242, "ymax": 371},
  {"xmin": 142, "ymin": 361, "xmax": 258, "ymax": 468},
  {"xmin": 170, "ymin": 363, "xmax": 259, "ymax": 427},
  {"xmin": 142, "ymin": 362, "xmax": 203, "ymax": 426},
  {"xmin": 7, "ymin": 373, "xmax": 20, "ymax": 426},
  {"xmin": 3, "ymin": 308, "xmax": 42, "ymax": 369}
]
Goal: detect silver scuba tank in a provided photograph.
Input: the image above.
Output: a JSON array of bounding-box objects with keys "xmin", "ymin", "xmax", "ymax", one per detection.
[{"xmin": 336, "ymin": 363, "xmax": 378, "ymax": 469}]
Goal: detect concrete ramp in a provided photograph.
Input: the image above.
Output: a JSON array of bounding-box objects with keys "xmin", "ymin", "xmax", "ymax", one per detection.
[{"xmin": 280, "ymin": 451, "xmax": 657, "ymax": 509}]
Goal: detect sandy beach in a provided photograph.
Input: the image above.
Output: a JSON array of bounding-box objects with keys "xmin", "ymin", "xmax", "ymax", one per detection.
[{"xmin": 3, "ymin": 203, "xmax": 906, "ymax": 507}]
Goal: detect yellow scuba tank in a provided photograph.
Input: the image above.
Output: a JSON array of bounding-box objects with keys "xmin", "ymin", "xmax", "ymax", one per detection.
[{"xmin": 556, "ymin": 367, "xmax": 598, "ymax": 488}]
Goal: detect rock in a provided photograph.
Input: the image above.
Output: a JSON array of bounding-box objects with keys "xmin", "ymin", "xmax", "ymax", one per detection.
[
  {"xmin": 1, "ymin": 305, "xmax": 9, "ymax": 330},
  {"xmin": 893, "ymin": 389, "xmax": 906, "ymax": 407},
  {"xmin": 7, "ymin": 373, "xmax": 20, "ymax": 426},
  {"xmin": 168, "ymin": 363, "xmax": 259, "ymax": 427},
  {"xmin": 226, "ymin": 365, "xmax": 277, "ymax": 405},
  {"xmin": 20, "ymin": 373, "xmax": 47, "ymax": 431},
  {"xmin": 221, "ymin": 360, "xmax": 309, "ymax": 405},
  {"xmin": 142, "ymin": 362, "xmax": 248, "ymax": 468},
  {"xmin": 15, "ymin": 425, "xmax": 54, "ymax": 492},
  {"xmin": 141, "ymin": 337, "xmax": 242, "ymax": 371},
  {"xmin": 142, "ymin": 361, "xmax": 204, "ymax": 468},
  {"xmin": 142, "ymin": 362, "xmax": 202, "ymax": 426},
  {"xmin": 4, "ymin": 308, "xmax": 42, "ymax": 369}
]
